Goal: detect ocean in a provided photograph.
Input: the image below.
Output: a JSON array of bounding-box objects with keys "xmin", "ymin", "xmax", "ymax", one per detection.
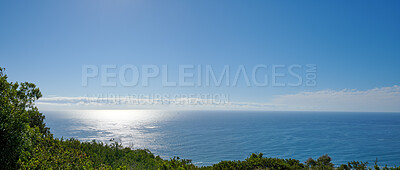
[{"xmin": 44, "ymin": 110, "xmax": 400, "ymax": 167}]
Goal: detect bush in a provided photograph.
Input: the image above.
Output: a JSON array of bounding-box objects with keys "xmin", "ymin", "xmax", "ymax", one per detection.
[{"xmin": 0, "ymin": 67, "xmax": 49, "ymax": 168}]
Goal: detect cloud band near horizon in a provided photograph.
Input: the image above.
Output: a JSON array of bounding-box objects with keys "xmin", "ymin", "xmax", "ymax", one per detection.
[{"xmin": 37, "ymin": 85, "xmax": 400, "ymax": 113}]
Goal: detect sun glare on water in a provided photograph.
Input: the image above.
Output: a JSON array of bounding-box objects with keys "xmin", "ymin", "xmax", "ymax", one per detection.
[{"xmin": 49, "ymin": 110, "xmax": 176, "ymax": 150}]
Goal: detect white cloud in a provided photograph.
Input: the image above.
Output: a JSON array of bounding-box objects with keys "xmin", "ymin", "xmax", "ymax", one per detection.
[
  {"xmin": 36, "ymin": 95, "xmax": 231, "ymax": 110},
  {"xmin": 266, "ymin": 85, "xmax": 400, "ymax": 112},
  {"xmin": 36, "ymin": 85, "xmax": 400, "ymax": 112}
]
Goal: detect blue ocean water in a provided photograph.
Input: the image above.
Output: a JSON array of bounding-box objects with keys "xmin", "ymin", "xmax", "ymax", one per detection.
[{"xmin": 44, "ymin": 110, "xmax": 400, "ymax": 167}]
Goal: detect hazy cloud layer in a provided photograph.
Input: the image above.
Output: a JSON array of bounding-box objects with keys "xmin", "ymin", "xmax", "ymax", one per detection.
[
  {"xmin": 267, "ymin": 85, "xmax": 400, "ymax": 112},
  {"xmin": 37, "ymin": 85, "xmax": 400, "ymax": 112}
]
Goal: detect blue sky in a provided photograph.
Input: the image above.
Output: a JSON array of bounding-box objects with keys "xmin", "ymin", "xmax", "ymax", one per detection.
[{"xmin": 1, "ymin": 0, "xmax": 399, "ymax": 111}]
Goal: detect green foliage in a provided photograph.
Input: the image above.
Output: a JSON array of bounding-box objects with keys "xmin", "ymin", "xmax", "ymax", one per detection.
[
  {"xmin": 0, "ymin": 67, "xmax": 49, "ymax": 168},
  {"xmin": 337, "ymin": 160, "xmax": 400, "ymax": 170},
  {"xmin": 158, "ymin": 157, "xmax": 197, "ymax": 170},
  {"xmin": 305, "ymin": 154, "xmax": 335, "ymax": 170},
  {"xmin": 1, "ymin": 67, "xmax": 399, "ymax": 169},
  {"xmin": 18, "ymin": 137, "xmax": 162, "ymax": 169},
  {"xmin": 18, "ymin": 137, "xmax": 94, "ymax": 169},
  {"xmin": 74, "ymin": 139, "xmax": 161, "ymax": 169},
  {"xmin": 211, "ymin": 152, "xmax": 304, "ymax": 170}
]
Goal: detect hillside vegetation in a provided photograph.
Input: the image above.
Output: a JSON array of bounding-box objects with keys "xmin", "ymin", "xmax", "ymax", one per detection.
[{"xmin": 0, "ymin": 67, "xmax": 398, "ymax": 169}]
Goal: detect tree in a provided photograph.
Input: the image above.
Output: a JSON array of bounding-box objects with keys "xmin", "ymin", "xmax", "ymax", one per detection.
[
  {"xmin": 0, "ymin": 67, "xmax": 49, "ymax": 168},
  {"xmin": 306, "ymin": 157, "xmax": 317, "ymax": 167}
]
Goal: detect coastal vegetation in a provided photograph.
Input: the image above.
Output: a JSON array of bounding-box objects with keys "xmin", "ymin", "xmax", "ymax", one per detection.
[{"xmin": 1, "ymin": 66, "xmax": 399, "ymax": 169}]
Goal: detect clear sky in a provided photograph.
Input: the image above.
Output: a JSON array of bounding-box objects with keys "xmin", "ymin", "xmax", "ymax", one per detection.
[{"xmin": 1, "ymin": 0, "xmax": 399, "ymax": 112}]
